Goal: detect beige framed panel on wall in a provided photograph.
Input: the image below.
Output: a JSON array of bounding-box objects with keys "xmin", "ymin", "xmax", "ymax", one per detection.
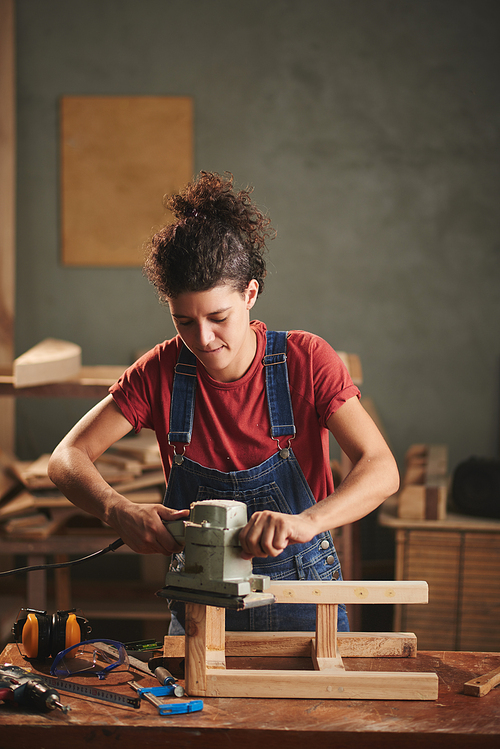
[{"xmin": 61, "ymin": 96, "xmax": 193, "ymax": 266}]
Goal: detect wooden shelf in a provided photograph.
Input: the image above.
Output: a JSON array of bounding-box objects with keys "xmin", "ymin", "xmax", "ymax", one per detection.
[
  {"xmin": 379, "ymin": 495, "xmax": 500, "ymax": 533},
  {"xmin": 0, "ymin": 365, "xmax": 126, "ymax": 398}
]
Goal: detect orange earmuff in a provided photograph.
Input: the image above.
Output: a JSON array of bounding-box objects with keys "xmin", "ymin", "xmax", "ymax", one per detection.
[{"xmin": 15, "ymin": 609, "xmax": 91, "ymax": 660}]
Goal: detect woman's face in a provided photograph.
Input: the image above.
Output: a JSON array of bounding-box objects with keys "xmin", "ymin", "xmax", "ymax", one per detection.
[{"xmin": 168, "ymin": 281, "xmax": 259, "ymax": 382}]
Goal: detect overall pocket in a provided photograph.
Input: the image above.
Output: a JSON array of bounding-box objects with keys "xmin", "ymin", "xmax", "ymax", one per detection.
[{"xmin": 195, "ymin": 481, "xmax": 294, "ymax": 516}]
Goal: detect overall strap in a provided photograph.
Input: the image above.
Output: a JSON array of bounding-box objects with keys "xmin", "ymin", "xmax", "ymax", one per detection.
[
  {"xmin": 168, "ymin": 344, "xmax": 197, "ymax": 445},
  {"xmin": 169, "ymin": 331, "xmax": 296, "ymax": 447},
  {"xmin": 263, "ymin": 330, "xmax": 296, "ymax": 441}
]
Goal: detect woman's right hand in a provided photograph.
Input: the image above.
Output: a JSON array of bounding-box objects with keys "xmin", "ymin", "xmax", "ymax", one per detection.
[{"xmin": 106, "ymin": 499, "xmax": 190, "ymax": 555}]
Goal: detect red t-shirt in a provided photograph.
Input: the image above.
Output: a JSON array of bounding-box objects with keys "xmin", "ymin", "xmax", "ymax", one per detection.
[{"xmin": 110, "ymin": 320, "xmax": 359, "ymax": 503}]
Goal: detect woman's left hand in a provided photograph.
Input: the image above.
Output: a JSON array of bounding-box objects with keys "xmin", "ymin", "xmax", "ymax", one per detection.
[{"xmin": 238, "ymin": 510, "xmax": 316, "ymax": 559}]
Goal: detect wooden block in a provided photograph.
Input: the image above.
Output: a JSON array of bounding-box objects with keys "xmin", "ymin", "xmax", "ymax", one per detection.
[
  {"xmin": 398, "ymin": 444, "xmax": 448, "ymax": 521},
  {"xmin": 0, "ymin": 489, "xmax": 72, "ymax": 519},
  {"xmin": 204, "ymin": 669, "xmax": 439, "ymax": 700},
  {"xmin": 337, "ymin": 352, "xmax": 363, "ymax": 385},
  {"xmin": 269, "ymin": 580, "xmax": 429, "ymax": 605},
  {"xmin": 3, "ymin": 507, "xmax": 79, "ymax": 538},
  {"xmin": 12, "ymin": 454, "xmax": 56, "ymax": 490},
  {"xmin": 13, "ymin": 338, "xmax": 82, "ymax": 388}
]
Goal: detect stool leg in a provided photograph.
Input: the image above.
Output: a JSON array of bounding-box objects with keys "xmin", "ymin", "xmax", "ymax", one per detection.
[
  {"xmin": 313, "ymin": 603, "xmax": 345, "ymax": 671},
  {"xmin": 185, "ymin": 603, "xmax": 208, "ymax": 695}
]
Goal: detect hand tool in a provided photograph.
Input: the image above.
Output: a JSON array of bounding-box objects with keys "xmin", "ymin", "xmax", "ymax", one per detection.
[
  {"xmin": 152, "ymin": 665, "xmax": 185, "ymax": 697},
  {"xmin": 157, "ymin": 499, "xmax": 276, "ymax": 609},
  {"xmin": 124, "ymin": 639, "xmax": 163, "ymax": 652},
  {"xmin": 96, "ymin": 640, "xmax": 155, "ymax": 677},
  {"xmin": 0, "ymin": 663, "xmax": 69, "ymax": 713},
  {"xmin": 41, "ymin": 673, "xmax": 141, "ymax": 708},
  {"xmin": 129, "ymin": 680, "xmax": 203, "ymax": 715},
  {"xmin": 97, "ymin": 642, "xmax": 185, "ymax": 697},
  {"xmin": 464, "ymin": 664, "xmax": 500, "ymax": 697},
  {"xmin": 1, "ymin": 661, "xmax": 140, "ymax": 710}
]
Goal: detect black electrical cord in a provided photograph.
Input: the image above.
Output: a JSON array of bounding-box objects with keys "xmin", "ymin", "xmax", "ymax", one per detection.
[{"xmin": 0, "ymin": 537, "xmax": 125, "ymax": 577}]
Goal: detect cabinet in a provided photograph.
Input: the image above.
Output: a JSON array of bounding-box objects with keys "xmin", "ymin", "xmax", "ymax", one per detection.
[{"xmin": 379, "ymin": 497, "xmax": 500, "ymax": 651}]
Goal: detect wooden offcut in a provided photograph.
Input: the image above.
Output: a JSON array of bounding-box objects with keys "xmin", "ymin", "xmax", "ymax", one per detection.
[
  {"xmin": 464, "ymin": 665, "xmax": 500, "ymax": 697},
  {"xmin": 398, "ymin": 444, "xmax": 448, "ymax": 521},
  {"xmin": 13, "ymin": 338, "xmax": 82, "ymax": 388},
  {"xmin": 61, "ymin": 96, "xmax": 193, "ymax": 266}
]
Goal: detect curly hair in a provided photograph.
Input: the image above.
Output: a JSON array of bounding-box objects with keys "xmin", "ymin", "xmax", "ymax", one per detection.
[{"xmin": 144, "ymin": 171, "xmax": 275, "ymax": 300}]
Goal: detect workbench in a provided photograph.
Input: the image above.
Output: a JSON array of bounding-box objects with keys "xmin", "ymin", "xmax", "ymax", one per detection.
[{"xmin": 0, "ymin": 643, "xmax": 498, "ymax": 748}]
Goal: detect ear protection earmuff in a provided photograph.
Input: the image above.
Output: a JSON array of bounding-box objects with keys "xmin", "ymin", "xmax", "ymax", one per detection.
[{"xmin": 12, "ymin": 608, "xmax": 91, "ymax": 659}]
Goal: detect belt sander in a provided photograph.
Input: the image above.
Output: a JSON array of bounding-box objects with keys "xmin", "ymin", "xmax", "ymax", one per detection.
[{"xmin": 157, "ymin": 499, "xmax": 276, "ymax": 609}]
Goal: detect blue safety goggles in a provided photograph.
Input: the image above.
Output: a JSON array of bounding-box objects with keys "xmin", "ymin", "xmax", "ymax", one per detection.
[{"xmin": 50, "ymin": 639, "xmax": 129, "ymax": 680}]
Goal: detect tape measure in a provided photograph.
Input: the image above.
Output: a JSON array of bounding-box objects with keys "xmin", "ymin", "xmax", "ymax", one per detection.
[{"xmin": 40, "ymin": 674, "xmax": 141, "ymax": 709}]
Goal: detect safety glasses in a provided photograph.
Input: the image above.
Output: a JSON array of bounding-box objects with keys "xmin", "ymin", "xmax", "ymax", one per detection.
[{"xmin": 50, "ymin": 639, "xmax": 129, "ymax": 680}]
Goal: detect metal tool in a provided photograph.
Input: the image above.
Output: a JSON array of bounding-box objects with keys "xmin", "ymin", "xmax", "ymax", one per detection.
[
  {"xmin": 157, "ymin": 499, "xmax": 276, "ymax": 609},
  {"xmin": 41, "ymin": 673, "xmax": 141, "ymax": 709},
  {"xmin": 96, "ymin": 642, "xmax": 185, "ymax": 697},
  {"xmin": 129, "ymin": 680, "xmax": 203, "ymax": 715},
  {"xmin": 0, "ymin": 663, "xmax": 69, "ymax": 714}
]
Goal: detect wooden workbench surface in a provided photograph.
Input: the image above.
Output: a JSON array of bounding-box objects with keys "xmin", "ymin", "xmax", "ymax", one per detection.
[{"xmin": 1, "ymin": 643, "xmax": 499, "ymax": 748}]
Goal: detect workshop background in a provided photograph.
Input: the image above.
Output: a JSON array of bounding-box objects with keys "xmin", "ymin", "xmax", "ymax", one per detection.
[{"xmin": 10, "ymin": 0, "xmax": 500, "ymax": 572}]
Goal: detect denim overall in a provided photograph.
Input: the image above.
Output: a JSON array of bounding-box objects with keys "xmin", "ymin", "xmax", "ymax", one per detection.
[{"xmin": 164, "ymin": 330, "xmax": 348, "ymax": 633}]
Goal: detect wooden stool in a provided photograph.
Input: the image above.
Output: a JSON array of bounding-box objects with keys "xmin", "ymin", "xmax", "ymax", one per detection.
[{"xmin": 163, "ymin": 580, "xmax": 439, "ymax": 700}]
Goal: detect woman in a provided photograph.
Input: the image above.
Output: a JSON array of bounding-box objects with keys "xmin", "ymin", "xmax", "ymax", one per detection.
[{"xmin": 48, "ymin": 171, "xmax": 399, "ymax": 633}]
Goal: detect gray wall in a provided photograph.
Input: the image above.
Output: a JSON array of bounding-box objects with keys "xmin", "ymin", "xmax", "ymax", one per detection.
[{"xmin": 15, "ymin": 1, "xmax": 500, "ymax": 487}]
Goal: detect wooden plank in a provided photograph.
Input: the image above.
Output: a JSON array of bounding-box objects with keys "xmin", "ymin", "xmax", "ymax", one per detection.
[
  {"xmin": 163, "ymin": 631, "xmax": 418, "ymax": 659},
  {"xmin": 269, "ymin": 580, "xmax": 428, "ymax": 604},
  {"xmin": 204, "ymin": 669, "xmax": 439, "ymax": 700},
  {"xmin": 61, "ymin": 96, "xmax": 193, "ymax": 266},
  {"xmin": 13, "ymin": 339, "xmax": 82, "ymax": 387}
]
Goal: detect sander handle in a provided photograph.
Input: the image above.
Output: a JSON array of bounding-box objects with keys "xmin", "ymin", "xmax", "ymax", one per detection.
[{"xmin": 164, "ymin": 519, "xmax": 187, "ymax": 547}]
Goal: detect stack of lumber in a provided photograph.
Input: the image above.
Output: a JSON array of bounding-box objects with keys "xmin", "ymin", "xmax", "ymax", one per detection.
[
  {"xmin": 397, "ymin": 444, "xmax": 449, "ymax": 521},
  {"xmin": 0, "ymin": 431, "xmax": 165, "ymax": 539}
]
